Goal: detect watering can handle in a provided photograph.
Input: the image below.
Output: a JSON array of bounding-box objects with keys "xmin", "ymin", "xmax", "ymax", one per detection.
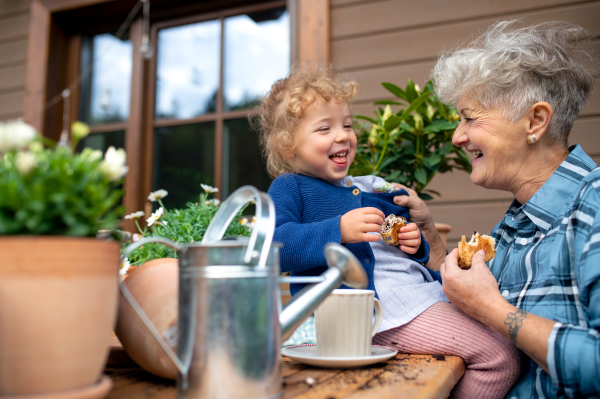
[
  {"xmin": 119, "ymin": 237, "xmax": 187, "ymax": 378},
  {"xmin": 202, "ymin": 185, "xmax": 275, "ymax": 267}
]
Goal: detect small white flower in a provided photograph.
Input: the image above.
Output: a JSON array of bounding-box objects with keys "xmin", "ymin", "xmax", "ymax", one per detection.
[
  {"xmin": 146, "ymin": 207, "xmax": 164, "ymax": 226},
  {"xmin": 132, "ymin": 233, "xmax": 143, "ymax": 242},
  {"xmin": 239, "ymin": 218, "xmax": 248, "ymax": 225},
  {"xmin": 201, "ymin": 183, "xmax": 219, "ymax": 194},
  {"xmin": 99, "ymin": 146, "xmax": 128, "ymax": 181},
  {"xmin": 148, "ymin": 189, "xmax": 168, "ymax": 202},
  {"xmin": 205, "ymin": 198, "xmax": 220, "ymax": 206},
  {"xmin": 247, "ymin": 217, "xmax": 257, "ymax": 230},
  {"xmin": 15, "ymin": 152, "xmax": 37, "ymax": 175},
  {"xmin": 0, "ymin": 119, "xmax": 37, "ymax": 153},
  {"xmin": 71, "ymin": 121, "xmax": 90, "ymax": 141},
  {"xmin": 124, "ymin": 211, "xmax": 145, "ymax": 220},
  {"xmin": 119, "ymin": 257, "xmax": 131, "ymax": 276}
]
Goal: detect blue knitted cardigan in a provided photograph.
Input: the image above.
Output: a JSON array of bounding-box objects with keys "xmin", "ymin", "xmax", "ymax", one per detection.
[{"xmin": 268, "ymin": 173, "xmax": 430, "ymax": 296}]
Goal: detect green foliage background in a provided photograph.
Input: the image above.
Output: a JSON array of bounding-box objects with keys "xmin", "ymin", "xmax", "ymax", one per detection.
[
  {"xmin": 0, "ymin": 147, "xmax": 124, "ymax": 236},
  {"xmin": 350, "ymin": 80, "xmax": 472, "ymax": 199},
  {"xmin": 126, "ymin": 197, "xmax": 252, "ymax": 265}
]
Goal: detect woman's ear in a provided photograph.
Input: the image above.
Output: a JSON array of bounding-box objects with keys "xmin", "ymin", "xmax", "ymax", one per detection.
[{"xmin": 525, "ymin": 101, "xmax": 553, "ymax": 140}]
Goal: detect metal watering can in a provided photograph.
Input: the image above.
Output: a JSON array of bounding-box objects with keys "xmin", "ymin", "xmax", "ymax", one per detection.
[{"xmin": 120, "ymin": 186, "xmax": 367, "ymax": 399}]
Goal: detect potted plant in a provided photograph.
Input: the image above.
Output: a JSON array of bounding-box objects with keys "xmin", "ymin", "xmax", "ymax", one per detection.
[
  {"xmin": 0, "ymin": 120, "xmax": 127, "ymax": 397},
  {"xmin": 115, "ymin": 185, "xmax": 251, "ymax": 379},
  {"xmin": 349, "ymin": 80, "xmax": 472, "ymax": 246}
]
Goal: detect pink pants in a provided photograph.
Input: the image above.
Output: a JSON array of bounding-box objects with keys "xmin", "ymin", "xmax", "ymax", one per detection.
[{"xmin": 373, "ymin": 302, "xmax": 522, "ymax": 399}]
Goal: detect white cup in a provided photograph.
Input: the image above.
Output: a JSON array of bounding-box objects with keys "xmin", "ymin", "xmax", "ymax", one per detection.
[{"xmin": 314, "ymin": 289, "xmax": 383, "ymax": 357}]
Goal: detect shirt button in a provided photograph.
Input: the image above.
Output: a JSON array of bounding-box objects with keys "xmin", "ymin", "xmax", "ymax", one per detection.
[
  {"xmin": 347, "ymin": 180, "xmax": 353, "ymax": 186},
  {"xmin": 502, "ymin": 290, "xmax": 510, "ymax": 297},
  {"xmin": 520, "ymin": 238, "xmax": 527, "ymax": 245},
  {"xmin": 353, "ymin": 188, "xmax": 360, "ymax": 195}
]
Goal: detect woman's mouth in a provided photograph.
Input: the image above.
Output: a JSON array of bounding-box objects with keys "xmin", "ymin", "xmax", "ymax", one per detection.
[
  {"xmin": 330, "ymin": 151, "xmax": 348, "ymax": 166},
  {"xmin": 473, "ymin": 150, "xmax": 483, "ymax": 161}
]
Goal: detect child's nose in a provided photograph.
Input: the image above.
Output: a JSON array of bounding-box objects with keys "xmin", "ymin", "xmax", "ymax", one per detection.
[{"xmin": 335, "ymin": 128, "xmax": 350, "ymax": 142}]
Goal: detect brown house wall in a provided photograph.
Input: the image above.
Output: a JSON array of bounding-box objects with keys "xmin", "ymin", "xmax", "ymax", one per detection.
[
  {"xmin": 330, "ymin": 0, "xmax": 600, "ymax": 250},
  {"xmin": 0, "ymin": 0, "xmax": 30, "ymax": 121}
]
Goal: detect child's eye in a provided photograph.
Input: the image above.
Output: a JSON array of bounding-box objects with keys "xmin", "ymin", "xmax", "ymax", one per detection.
[
  {"xmin": 318, "ymin": 126, "xmax": 330, "ymax": 132},
  {"xmin": 344, "ymin": 124, "xmax": 352, "ymax": 129}
]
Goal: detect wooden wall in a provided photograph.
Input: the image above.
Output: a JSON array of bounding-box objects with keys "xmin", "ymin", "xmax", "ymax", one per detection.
[
  {"xmin": 330, "ymin": 0, "xmax": 600, "ymax": 250},
  {"xmin": 0, "ymin": 0, "xmax": 30, "ymax": 121}
]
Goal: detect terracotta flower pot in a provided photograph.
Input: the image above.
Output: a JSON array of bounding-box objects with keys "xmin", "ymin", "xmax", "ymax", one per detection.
[
  {"xmin": 0, "ymin": 236, "xmax": 119, "ymax": 397},
  {"xmin": 115, "ymin": 258, "xmax": 179, "ymax": 379}
]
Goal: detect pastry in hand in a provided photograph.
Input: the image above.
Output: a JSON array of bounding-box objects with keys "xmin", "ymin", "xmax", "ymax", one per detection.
[
  {"xmin": 458, "ymin": 232, "xmax": 496, "ymax": 268},
  {"xmin": 380, "ymin": 214, "xmax": 407, "ymax": 246}
]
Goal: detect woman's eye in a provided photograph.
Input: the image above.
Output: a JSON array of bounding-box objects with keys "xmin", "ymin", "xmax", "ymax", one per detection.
[{"xmin": 464, "ymin": 117, "xmax": 473, "ymax": 123}]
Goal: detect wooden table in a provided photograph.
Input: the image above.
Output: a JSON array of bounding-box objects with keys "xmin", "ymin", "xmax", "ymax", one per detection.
[{"xmin": 105, "ymin": 347, "xmax": 465, "ymax": 399}]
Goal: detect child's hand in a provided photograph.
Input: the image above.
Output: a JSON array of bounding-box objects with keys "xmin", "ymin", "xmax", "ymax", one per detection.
[
  {"xmin": 398, "ymin": 223, "xmax": 421, "ymax": 254},
  {"xmin": 340, "ymin": 207, "xmax": 385, "ymax": 244}
]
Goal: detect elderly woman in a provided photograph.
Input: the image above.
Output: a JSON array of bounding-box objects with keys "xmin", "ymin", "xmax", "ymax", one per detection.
[{"xmin": 394, "ymin": 21, "xmax": 600, "ymax": 398}]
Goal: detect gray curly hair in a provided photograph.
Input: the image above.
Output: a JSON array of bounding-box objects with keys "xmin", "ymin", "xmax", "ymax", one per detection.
[{"xmin": 432, "ymin": 20, "xmax": 598, "ymax": 142}]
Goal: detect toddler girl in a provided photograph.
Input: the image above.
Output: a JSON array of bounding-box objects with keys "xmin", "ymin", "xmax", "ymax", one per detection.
[{"xmin": 253, "ymin": 65, "xmax": 521, "ymax": 399}]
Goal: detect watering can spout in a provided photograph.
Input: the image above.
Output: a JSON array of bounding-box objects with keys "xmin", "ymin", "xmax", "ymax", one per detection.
[{"xmin": 280, "ymin": 243, "xmax": 368, "ymax": 342}]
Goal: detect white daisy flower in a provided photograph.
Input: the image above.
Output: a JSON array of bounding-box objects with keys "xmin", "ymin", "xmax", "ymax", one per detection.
[
  {"xmin": 148, "ymin": 189, "xmax": 168, "ymax": 202},
  {"xmin": 239, "ymin": 218, "xmax": 248, "ymax": 225},
  {"xmin": 132, "ymin": 233, "xmax": 142, "ymax": 242},
  {"xmin": 119, "ymin": 257, "xmax": 131, "ymax": 276},
  {"xmin": 247, "ymin": 217, "xmax": 257, "ymax": 230},
  {"xmin": 146, "ymin": 207, "xmax": 164, "ymax": 226},
  {"xmin": 124, "ymin": 211, "xmax": 145, "ymax": 220},
  {"xmin": 205, "ymin": 198, "xmax": 220, "ymax": 206},
  {"xmin": 201, "ymin": 184, "xmax": 219, "ymax": 194},
  {"xmin": 15, "ymin": 152, "xmax": 38, "ymax": 175}
]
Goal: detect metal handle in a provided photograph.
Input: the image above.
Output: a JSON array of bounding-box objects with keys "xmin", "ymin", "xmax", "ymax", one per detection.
[
  {"xmin": 201, "ymin": 185, "xmax": 275, "ymax": 267},
  {"xmin": 119, "ymin": 237, "xmax": 187, "ymax": 378}
]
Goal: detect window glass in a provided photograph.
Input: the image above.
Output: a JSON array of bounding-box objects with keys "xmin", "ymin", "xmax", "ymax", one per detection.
[
  {"xmin": 156, "ymin": 20, "xmax": 221, "ymax": 119},
  {"xmin": 222, "ymin": 118, "xmax": 271, "ymax": 198},
  {"xmin": 77, "ymin": 130, "xmax": 125, "ymax": 152},
  {"xmin": 80, "ymin": 34, "xmax": 132, "ymax": 125},
  {"xmin": 223, "ymin": 8, "xmax": 289, "ymax": 111},
  {"xmin": 153, "ymin": 122, "xmax": 215, "ymax": 208}
]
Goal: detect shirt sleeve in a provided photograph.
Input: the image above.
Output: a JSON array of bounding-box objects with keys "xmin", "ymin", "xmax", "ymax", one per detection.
[
  {"xmin": 546, "ymin": 185, "xmax": 600, "ymax": 397},
  {"xmin": 268, "ymin": 176, "xmax": 342, "ymax": 273}
]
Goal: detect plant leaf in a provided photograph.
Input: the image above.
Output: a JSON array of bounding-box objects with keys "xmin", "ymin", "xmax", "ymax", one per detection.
[
  {"xmin": 414, "ymin": 168, "xmax": 427, "ymax": 184},
  {"xmin": 373, "ymin": 100, "xmax": 405, "ymax": 106},
  {"xmin": 423, "ymin": 120, "xmax": 458, "ymax": 133},
  {"xmin": 356, "ymin": 115, "xmax": 377, "ymax": 124},
  {"xmin": 381, "ymin": 82, "xmax": 408, "ymax": 101}
]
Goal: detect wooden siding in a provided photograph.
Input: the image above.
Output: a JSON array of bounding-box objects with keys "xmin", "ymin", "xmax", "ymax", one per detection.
[
  {"xmin": 331, "ymin": 0, "xmax": 600, "ymax": 250},
  {"xmin": 0, "ymin": 0, "xmax": 30, "ymax": 121}
]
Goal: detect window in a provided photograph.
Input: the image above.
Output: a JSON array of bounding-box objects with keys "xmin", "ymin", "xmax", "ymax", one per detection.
[{"xmin": 74, "ymin": 1, "xmax": 290, "ymax": 214}]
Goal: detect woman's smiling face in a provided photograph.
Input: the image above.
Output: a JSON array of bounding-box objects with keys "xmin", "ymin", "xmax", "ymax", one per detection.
[
  {"xmin": 288, "ymin": 96, "xmax": 356, "ymax": 182},
  {"xmin": 453, "ymin": 97, "xmax": 529, "ymax": 192}
]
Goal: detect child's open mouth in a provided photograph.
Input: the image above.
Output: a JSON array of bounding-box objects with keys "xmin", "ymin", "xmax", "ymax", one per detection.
[{"xmin": 330, "ymin": 151, "xmax": 348, "ymax": 166}]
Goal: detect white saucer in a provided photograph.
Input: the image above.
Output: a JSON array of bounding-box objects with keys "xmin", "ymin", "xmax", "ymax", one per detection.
[{"xmin": 281, "ymin": 344, "xmax": 397, "ymax": 368}]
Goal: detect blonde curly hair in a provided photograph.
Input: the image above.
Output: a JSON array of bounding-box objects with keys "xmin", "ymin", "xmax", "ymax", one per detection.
[{"xmin": 251, "ymin": 64, "xmax": 359, "ymax": 178}]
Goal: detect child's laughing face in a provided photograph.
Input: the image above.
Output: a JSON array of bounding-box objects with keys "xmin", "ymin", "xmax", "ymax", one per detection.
[{"xmin": 289, "ymin": 97, "xmax": 356, "ymax": 182}]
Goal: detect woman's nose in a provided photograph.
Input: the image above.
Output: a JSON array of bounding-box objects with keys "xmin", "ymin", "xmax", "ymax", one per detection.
[{"xmin": 452, "ymin": 124, "xmax": 468, "ymax": 147}]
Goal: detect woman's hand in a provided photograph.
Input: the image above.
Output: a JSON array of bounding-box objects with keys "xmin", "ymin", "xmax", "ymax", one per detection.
[
  {"xmin": 398, "ymin": 223, "xmax": 421, "ymax": 254},
  {"xmin": 340, "ymin": 207, "xmax": 385, "ymax": 244},
  {"xmin": 392, "ymin": 183, "xmax": 446, "ymax": 270},
  {"xmin": 440, "ymin": 249, "xmax": 504, "ymax": 322}
]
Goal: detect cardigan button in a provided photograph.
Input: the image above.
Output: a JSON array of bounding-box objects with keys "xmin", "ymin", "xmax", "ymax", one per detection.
[
  {"xmin": 347, "ymin": 180, "xmax": 353, "ymax": 186},
  {"xmin": 352, "ymin": 188, "xmax": 360, "ymax": 195}
]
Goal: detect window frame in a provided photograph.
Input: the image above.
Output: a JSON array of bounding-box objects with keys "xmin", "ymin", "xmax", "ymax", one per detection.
[{"xmin": 24, "ymin": 0, "xmax": 329, "ymax": 229}]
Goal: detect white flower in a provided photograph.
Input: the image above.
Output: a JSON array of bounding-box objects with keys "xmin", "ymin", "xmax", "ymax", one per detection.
[
  {"xmin": 15, "ymin": 152, "xmax": 37, "ymax": 175},
  {"xmin": 248, "ymin": 217, "xmax": 257, "ymax": 230},
  {"xmin": 146, "ymin": 207, "xmax": 164, "ymax": 226},
  {"xmin": 124, "ymin": 211, "xmax": 145, "ymax": 220},
  {"xmin": 201, "ymin": 184, "xmax": 219, "ymax": 194},
  {"xmin": 0, "ymin": 120, "xmax": 37, "ymax": 153},
  {"xmin": 99, "ymin": 146, "xmax": 128, "ymax": 181},
  {"xmin": 148, "ymin": 189, "xmax": 168, "ymax": 202},
  {"xmin": 119, "ymin": 257, "xmax": 131, "ymax": 276},
  {"xmin": 132, "ymin": 233, "xmax": 143, "ymax": 242},
  {"xmin": 239, "ymin": 218, "xmax": 248, "ymax": 225},
  {"xmin": 205, "ymin": 198, "xmax": 220, "ymax": 206}
]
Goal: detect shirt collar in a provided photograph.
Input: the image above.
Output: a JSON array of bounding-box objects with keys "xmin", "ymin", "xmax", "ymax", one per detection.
[{"xmin": 519, "ymin": 145, "xmax": 596, "ymax": 233}]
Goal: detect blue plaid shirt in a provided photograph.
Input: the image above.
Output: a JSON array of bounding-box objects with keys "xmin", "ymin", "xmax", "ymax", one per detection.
[{"xmin": 489, "ymin": 145, "xmax": 600, "ymax": 398}]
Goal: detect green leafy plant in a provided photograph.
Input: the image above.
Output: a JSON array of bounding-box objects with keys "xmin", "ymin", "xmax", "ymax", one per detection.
[
  {"xmin": 0, "ymin": 120, "xmax": 126, "ymax": 236},
  {"xmin": 350, "ymin": 80, "xmax": 472, "ymax": 200},
  {"xmin": 122, "ymin": 185, "xmax": 252, "ymax": 273}
]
